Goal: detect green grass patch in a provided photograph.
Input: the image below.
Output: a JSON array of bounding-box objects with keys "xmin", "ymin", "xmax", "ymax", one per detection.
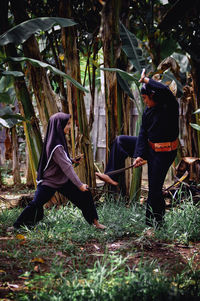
[{"xmin": 1, "ymin": 195, "xmax": 200, "ymax": 300}]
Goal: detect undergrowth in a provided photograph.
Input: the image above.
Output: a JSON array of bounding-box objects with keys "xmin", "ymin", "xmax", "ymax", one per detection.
[{"xmin": 1, "ymin": 191, "xmax": 200, "ymax": 300}]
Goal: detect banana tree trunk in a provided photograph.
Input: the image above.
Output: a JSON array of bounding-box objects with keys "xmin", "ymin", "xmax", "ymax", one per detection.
[
  {"xmin": 59, "ymin": 0, "xmax": 96, "ymax": 187},
  {"xmin": 46, "ymin": 29, "xmax": 68, "ymax": 113},
  {"xmin": 191, "ymin": 59, "xmax": 200, "ymax": 158},
  {"xmin": 11, "ymin": 126, "xmax": 21, "ymax": 185},
  {"xmin": 129, "ymin": 95, "xmax": 144, "ymax": 203},
  {"xmin": 101, "ymin": 0, "xmax": 122, "ymax": 162},
  {"xmin": 1, "ymin": 0, "xmax": 42, "ymax": 186},
  {"xmin": 26, "ymin": 146, "xmax": 34, "ymax": 187},
  {"xmin": 0, "ymin": 169, "xmax": 2, "ymax": 188},
  {"xmin": 5, "ymin": 44, "xmax": 43, "ymax": 186}
]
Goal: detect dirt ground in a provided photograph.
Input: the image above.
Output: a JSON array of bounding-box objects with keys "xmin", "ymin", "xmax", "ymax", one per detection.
[{"xmin": 1, "ymin": 218, "xmax": 200, "ymax": 298}]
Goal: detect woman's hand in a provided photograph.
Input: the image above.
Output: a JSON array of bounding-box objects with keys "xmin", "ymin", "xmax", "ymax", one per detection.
[
  {"xmin": 133, "ymin": 157, "xmax": 145, "ymax": 168},
  {"xmin": 79, "ymin": 184, "xmax": 89, "ymax": 192}
]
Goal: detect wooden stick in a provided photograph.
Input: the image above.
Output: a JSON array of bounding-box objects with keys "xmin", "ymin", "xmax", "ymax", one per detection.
[
  {"xmin": 105, "ymin": 160, "xmax": 147, "ymax": 176},
  {"xmin": 164, "ymin": 170, "xmax": 189, "ymax": 191}
]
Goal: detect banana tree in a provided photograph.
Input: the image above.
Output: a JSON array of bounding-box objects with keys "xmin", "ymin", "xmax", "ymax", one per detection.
[
  {"xmin": 0, "ymin": 14, "xmax": 81, "ymax": 131},
  {"xmin": 0, "ymin": 15, "xmax": 89, "ymax": 187},
  {"xmin": 58, "ymin": 0, "xmax": 97, "ymax": 187},
  {"xmin": 100, "ymin": 0, "xmax": 123, "ymax": 163},
  {"xmin": 0, "ymin": 60, "xmax": 42, "ymax": 187}
]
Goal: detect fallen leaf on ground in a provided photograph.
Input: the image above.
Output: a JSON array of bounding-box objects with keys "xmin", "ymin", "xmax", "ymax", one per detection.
[
  {"xmin": 31, "ymin": 257, "xmax": 45, "ymax": 264},
  {"xmin": 16, "ymin": 234, "xmax": 26, "ymax": 240}
]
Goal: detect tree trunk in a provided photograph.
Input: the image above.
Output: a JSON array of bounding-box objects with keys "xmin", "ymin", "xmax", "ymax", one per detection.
[
  {"xmin": 59, "ymin": 0, "xmax": 96, "ymax": 187},
  {"xmin": 0, "ymin": 0, "xmax": 43, "ymax": 186},
  {"xmin": 0, "ymin": 169, "xmax": 2, "ymax": 188},
  {"xmin": 11, "ymin": 126, "xmax": 21, "ymax": 185},
  {"xmin": 26, "ymin": 147, "xmax": 34, "ymax": 187},
  {"xmin": 46, "ymin": 29, "xmax": 69, "ymax": 113},
  {"xmin": 190, "ymin": 59, "xmax": 200, "ymax": 158},
  {"xmin": 5, "ymin": 43, "xmax": 43, "ymax": 187},
  {"xmin": 100, "ymin": 0, "xmax": 122, "ymax": 163},
  {"xmin": 101, "ymin": 0, "xmax": 137, "ymax": 195}
]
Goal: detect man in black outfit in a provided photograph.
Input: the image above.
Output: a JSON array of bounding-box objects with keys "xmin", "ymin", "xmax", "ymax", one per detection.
[{"xmin": 96, "ymin": 69, "xmax": 179, "ymax": 227}]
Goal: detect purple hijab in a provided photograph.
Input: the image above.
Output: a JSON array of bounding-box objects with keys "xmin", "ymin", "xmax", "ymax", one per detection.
[{"xmin": 37, "ymin": 112, "xmax": 71, "ymax": 183}]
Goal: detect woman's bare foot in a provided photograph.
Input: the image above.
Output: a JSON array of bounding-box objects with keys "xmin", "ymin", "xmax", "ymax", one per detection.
[
  {"xmin": 93, "ymin": 219, "xmax": 106, "ymax": 230},
  {"xmin": 95, "ymin": 172, "xmax": 118, "ymax": 186}
]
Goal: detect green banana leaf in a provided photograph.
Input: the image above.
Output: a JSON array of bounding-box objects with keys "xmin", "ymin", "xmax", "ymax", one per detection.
[
  {"xmin": 7, "ymin": 56, "xmax": 88, "ymax": 93},
  {"xmin": 0, "ymin": 75, "xmax": 14, "ymax": 92},
  {"xmin": 0, "ymin": 92, "xmax": 10, "ymax": 103},
  {"xmin": 1, "ymin": 87, "xmax": 15, "ymax": 104},
  {"xmin": 116, "ymin": 73, "xmax": 135, "ymax": 99},
  {"xmin": 101, "ymin": 67, "xmax": 136, "ymax": 100},
  {"xmin": 101, "ymin": 67, "xmax": 136, "ymax": 82},
  {"xmin": 120, "ymin": 22, "xmax": 147, "ymax": 73},
  {"xmin": 0, "ymin": 106, "xmax": 26, "ymax": 128},
  {"xmin": 1, "ymin": 70, "xmax": 24, "ymax": 77},
  {"xmin": 0, "ymin": 17, "xmax": 77, "ymax": 46},
  {"xmin": 0, "ymin": 78, "xmax": 16, "ymax": 104},
  {"xmin": 190, "ymin": 123, "xmax": 200, "ymax": 131},
  {"xmin": 101, "ymin": 67, "xmax": 142, "ymax": 114}
]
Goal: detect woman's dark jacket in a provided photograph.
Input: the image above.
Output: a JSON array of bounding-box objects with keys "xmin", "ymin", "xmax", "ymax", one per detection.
[{"xmin": 134, "ymin": 79, "xmax": 179, "ymax": 159}]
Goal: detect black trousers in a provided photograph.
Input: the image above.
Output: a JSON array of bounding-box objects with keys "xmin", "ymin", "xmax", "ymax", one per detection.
[
  {"xmin": 105, "ymin": 135, "xmax": 177, "ymax": 225},
  {"xmin": 105, "ymin": 135, "xmax": 137, "ymax": 182},
  {"xmin": 13, "ymin": 180, "xmax": 98, "ymax": 228}
]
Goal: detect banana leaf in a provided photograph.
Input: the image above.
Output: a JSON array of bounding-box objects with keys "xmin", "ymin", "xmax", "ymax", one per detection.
[
  {"xmin": 0, "ymin": 84, "xmax": 16, "ymax": 104},
  {"xmin": 101, "ymin": 67, "xmax": 137, "ymax": 82},
  {"xmin": 0, "ymin": 106, "xmax": 25, "ymax": 128},
  {"xmin": 1, "ymin": 70, "xmax": 24, "ymax": 77},
  {"xmin": 0, "ymin": 91, "xmax": 14, "ymax": 104},
  {"xmin": 120, "ymin": 22, "xmax": 147, "ymax": 73},
  {"xmin": 190, "ymin": 123, "xmax": 200, "ymax": 131},
  {"xmin": 0, "ymin": 17, "xmax": 77, "ymax": 46},
  {"xmin": 101, "ymin": 67, "xmax": 142, "ymax": 115},
  {"xmin": 117, "ymin": 73, "xmax": 135, "ymax": 99},
  {"xmin": 0, "ymin": 75, "xmax": 14, "ymax": 92},
  {"xmin": 7, "ymin": 56, "xmax": 88, "ymax": 93}
]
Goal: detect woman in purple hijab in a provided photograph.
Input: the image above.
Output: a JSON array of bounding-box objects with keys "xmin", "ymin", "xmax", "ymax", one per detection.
[{"xmin": 11, "ymin": 112, "xmax": 106, "ymax": 230}]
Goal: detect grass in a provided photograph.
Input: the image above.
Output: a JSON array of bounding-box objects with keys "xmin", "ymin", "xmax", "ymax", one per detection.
[
  {"xmin": 155, "ymin": 196, "xmax": 200, "ymax": 244},
  {"xmin": 1, "ymin": 192, "xmax": 200, "ymax": 300}
]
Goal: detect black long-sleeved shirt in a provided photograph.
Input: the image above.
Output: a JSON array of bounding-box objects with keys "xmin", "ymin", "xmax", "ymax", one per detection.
[{"xmin": 134, "ymin": 79, "xmax": 179, "ymax": 159}]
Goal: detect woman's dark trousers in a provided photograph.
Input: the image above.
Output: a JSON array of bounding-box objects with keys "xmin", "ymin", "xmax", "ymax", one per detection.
[
  {"xmin": 13, "ymin": 180, "xmax": 98, "ymax": 228},
  {"xmin": 146, "ymin": 147, "xmax": 177, "ymax": 226},
  {"xmin": 104, "ymin": 135, "xmax": 137, "ymax": 194},
  {"xmin": 105, "ymin": 135, "xmax": 137, "ymax": 182}
]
